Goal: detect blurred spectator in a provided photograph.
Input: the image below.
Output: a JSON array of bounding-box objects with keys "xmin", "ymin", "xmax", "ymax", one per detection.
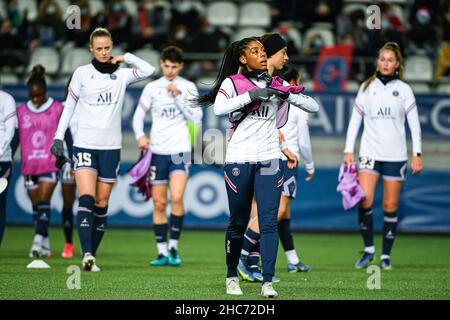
[
  {"xmin": 0, "ymin": 18, "xmax": 27, "ymax": 69},
  {"xmin": 270, "ymin": 0, "xmax": 301, "ymax": 28},
  {"xmin": 133, "ymin": 0, "xmax": 169, "ymax": 50},
  {"xmin": 409, "ymin": 0, "xmax": 440, "ymax": 26},
  {"xmin": 168, "ymin": 24, "xmax": 193, "ymax": 52},
  {"xmin": 434, "ymin": 42, "xmax": 450, "ymax": 80},
  {"xmin": 366, "ymin": 11, "xmax": 405, "ymax": 57},
  {"xmin": 337, "ymin": 8, "xmax": 369, "ymax": 55},
  {"xmin": 303, "ymin": 32, "xmax": 326, "ymax": 76},
  {"xmin": 93, "ymin": 0, "xmax": 132, "ymax": 48},
  {"xmin": 171, "ymin": 0, "xmax": 200, "ymax": 33},
  {"xmin": 66, "ymin": 0, "xmax": 92, "ymax": 47},
  {"xmin": 440, "ymin": 2, "xmax": 450, "ymax": 42},
  {"xmin": 407, "ymin": 6, "xmax": 438, "ymax": 57},
  {"xmin": 185, "ymin": 17, "xmax": 230, "ymax": 78},
  {"xmin": 6, "ymin": 0, "xmax": 22, "ymax": 29},
  {"xmin": 276, "ymin": 24, "xmax": 299, "ymax": 56},
  {"xmin": 299, "ymin": 0, "xmax": 343, "ymax": 30},
  {"xmin": 32, "ymin": 0, "xmax": 66, "ymax": 47}
]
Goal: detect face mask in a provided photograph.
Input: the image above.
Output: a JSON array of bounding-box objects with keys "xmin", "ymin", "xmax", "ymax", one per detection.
[
  {"xmin": 177, "ymin": 2, "xmax": 193, "ymax": 13},
  {"xmin": 416, "ymin": 11, "xmax": 430, "ymax": 25},
  {"xmin": 175, "ymin": 29, "xmax": 186, "ymax": 40},
  {"xmin": 113, "ymin": 3, "xmax": 123, "ymax": 12},
  {"xmin": 46, "ymin": 5, "xmax": 56, "ymax": 15},
  {"xmin": 381, "ymin": 19, "xmax": 390, "ymax": 29},
  {"xmin": 312, "ymin": 38, "xmax": 324, "ymax": 48}
]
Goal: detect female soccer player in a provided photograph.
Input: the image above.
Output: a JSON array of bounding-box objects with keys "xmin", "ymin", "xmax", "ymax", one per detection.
[
  {"xmin": 196, "ymin": 37, "xmax": 318, "ymax": 297},
  {"xmin": 51, "ymin": 27, "xmax": 155, "ymax": 271},
  {"xmin": 16, "ymin": 65, "xmax": 64, "ymax": 258},
  {"xmin": 238, "ymin": 36, "xmax": 316, "ymax": 282},
  {"xmin": 0, "ymin": 87, "xmax": 16, "ymax": 246},
  {"xmin": 343, "ymin": 42, "xmax": 422, "ymax": 270},
  {"xmin": 132, "ymin": 46, "xmax": 202, "ymax": 267}
]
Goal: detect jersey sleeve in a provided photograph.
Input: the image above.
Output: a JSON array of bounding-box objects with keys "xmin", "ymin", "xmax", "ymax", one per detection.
[
  {"xmin": 174, "ymin": 81, "xmax": 203, "ymax": 124},
  {"xmin": 344, "ymin": 84, "xmax": 365, "ymax": 153},
  {"xmin": 54, "ymin": 68, "xmax": 81, "ymax": 141},
  {"xmin": 132, "ymin": 83, "xmax": 153, "ymax": 140},
  {"xmin": 404, "ymin": 84, "xmax": 422, "ymax": 155},
  {"xmin": 297, "ymin": 110, "xmax": 314, "ymax": 174},
  {"xmin": 123, "ymin": 53, "xmax": 155, "ymax": 86},
  {"xmin": 213, "ymin": 78, "xmax": 251, "ymax": 116},
  {"xmin": 0, "ymin": 93, "xmax": 17, "ymax": 157}
]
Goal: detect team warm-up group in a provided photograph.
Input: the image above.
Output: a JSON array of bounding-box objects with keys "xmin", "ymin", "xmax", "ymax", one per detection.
[{"xmin": 0, "ymin": 27, "xmax": 422, "ymax": 298}]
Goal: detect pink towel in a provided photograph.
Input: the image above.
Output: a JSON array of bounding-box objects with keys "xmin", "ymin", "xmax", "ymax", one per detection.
[
  {"xmin": 127, "ymin": 149, "xmax": 152, "ymax": 201},
  {"xmin": 337, "ymin": 163, "xmax": 365, "ymax": 210}
]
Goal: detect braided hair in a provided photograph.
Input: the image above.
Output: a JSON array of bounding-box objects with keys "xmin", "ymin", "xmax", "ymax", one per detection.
[
  {"xmin": 195, "ymin": 37, "xmax": 260, "ymax": 108},
  {"xmin": 27, "ymin": 64, "xmax": 47, "ymax": 91}
]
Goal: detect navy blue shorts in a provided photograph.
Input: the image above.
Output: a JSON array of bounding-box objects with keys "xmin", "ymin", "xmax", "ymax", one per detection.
[
  {"xmin": 358, "ymin": 156, "xmax": 408, "ymax": 181},
  {"xmin": 24, "ymin": 172, "xmax": 58, "ymax": 190},
  {"xmin": 149, "ymin": 153, "xmax": 191, "ymax": 185},
  {"xmin": 281, "ymin": 160, "xmax": 298, "ymax": 198},
  {"xmin": 72, "ymin": 147, "xmax": 120, "ymax": 183}
]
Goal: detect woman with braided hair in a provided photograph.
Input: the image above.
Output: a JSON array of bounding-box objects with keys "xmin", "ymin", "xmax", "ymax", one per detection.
[{"xmin": 196, "ymin": 36, "xmax": 318, "ymax": 298}]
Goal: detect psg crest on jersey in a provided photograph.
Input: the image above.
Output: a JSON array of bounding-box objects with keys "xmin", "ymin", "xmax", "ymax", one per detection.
[
  {"xmin": 110, "ymin": 74, "xmax": 117, "ymax": 80},
  {"xmin": 392, "ymin": 90, "xmax": 399, "ymax": 96},
  {"xmin": 232, "ymin": 168, "xmax": 240, "ymax": 176}
]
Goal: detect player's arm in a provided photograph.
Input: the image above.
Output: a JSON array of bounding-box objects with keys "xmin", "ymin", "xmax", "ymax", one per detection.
[
  {"xmin": 297, "ymin": 110, "xmax": 314, "ymax": 180},
  {"xmin": 173, "ymin": 82, "xmax": 203, "ymax": 124},
  {"xmin": 214, "ymin": 78, "xmax": 253, "ymax": 116},
  {"xmin": 343, "ymin": 86, "xmax": 365, "ymax": 164},
  {"xmin": 119, "ymin": 53, "xmax": 156, "ymax": 85},
  {"xmin": 0, "ymin": 95, "xmax": 17, "ymax": 157},
  {"xmin": 285, "ymin": 92, "xmax": 320, "ymax": 114},
  {"xmin": 404, "ymin": 86, "xmax": 422, "ymax": 175},
  {"xmin": 132, "ymin": 84, "xmax": 152, "ymax": 151},
  {"xmin": 53, "ymin": 70, "xmax": 80, "ymax": 144}
]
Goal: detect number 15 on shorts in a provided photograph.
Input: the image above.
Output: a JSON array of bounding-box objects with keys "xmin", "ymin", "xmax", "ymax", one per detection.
[{"xmin": 76, "ymin": 152, "xmax": 92, "ymax": 167}]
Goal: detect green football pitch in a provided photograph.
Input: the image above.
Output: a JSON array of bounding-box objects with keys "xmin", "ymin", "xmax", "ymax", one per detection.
[{"xmin": 0, "ymin": 227, "xmax": 449, "ymax": 300}]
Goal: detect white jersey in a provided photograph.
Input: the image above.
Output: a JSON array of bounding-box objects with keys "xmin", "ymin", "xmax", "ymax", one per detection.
[
  {"xmin": 214, "ymin": 77, "xmax": 319, "ymax": 163},
  {"xmin": 0, "ymin": 90, "xmax": 17, "ymax": 162},
  {"xmin": 132, "ymin": 75, "xmax": 202, "ymax": 155},
  {"xmin": 55, "ymin": 53, "xmax": 155, "ymax": 149},
  {"xmin": 344, "ymin": 78, "xmax": 422, "ymax": 161},
  {"xmin": 279, "ymin": 106, "xmax": 314, "ymax": 174}
]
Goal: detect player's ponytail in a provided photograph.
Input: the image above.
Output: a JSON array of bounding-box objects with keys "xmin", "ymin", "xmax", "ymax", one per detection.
[
  {"xmin": 27, "ymin": 64, "xmax": 47, "ymax": 90},
  {"xmin": 195, "ymin": 37, "xmax": 259, "ymax": 108},
  {"xmin": 363, "ymin": 41, "xmax": 404, "ymax": 91}
]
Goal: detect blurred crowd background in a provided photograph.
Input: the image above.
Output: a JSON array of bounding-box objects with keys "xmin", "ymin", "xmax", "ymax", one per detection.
[{"xmin": 1, "ymin": 0, "xmax": 450, "ymax": 94}]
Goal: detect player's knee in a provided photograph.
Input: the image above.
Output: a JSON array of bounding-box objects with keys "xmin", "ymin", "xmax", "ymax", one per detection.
[
  {"xmin": 383, "ymin": 201, "xmax": 398, "ymax": 212},
  {"xmin": 153, "ymin": 198, "xmax": 167, "ymax": 212},
  {"xmin": 171, "ymin": 194, "xmax": 184, "ymax": 206},
  {"xmin": 278, "ymin": 206, "xmax": 288, "ymax": 220}
]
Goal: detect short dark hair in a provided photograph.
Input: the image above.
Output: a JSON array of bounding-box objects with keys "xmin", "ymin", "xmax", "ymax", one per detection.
[{"xmin": 161, "ymin": 46, "xmax": 184, "ymax": 63}]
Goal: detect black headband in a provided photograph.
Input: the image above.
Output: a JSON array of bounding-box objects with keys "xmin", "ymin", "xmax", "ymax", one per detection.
[{"xmin": 261, "ymin": 33, "xmax": 287, "ymax": 58}]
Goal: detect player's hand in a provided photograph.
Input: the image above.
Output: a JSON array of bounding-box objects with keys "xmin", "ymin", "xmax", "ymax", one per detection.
[
  {"xmin": 343, "ymin": 152, "xmax": 355, "ymax": 165},
  {"xmin": 110, "ymin": 55, "xmax": 125, "ymax": 65},
  {"xmin": 305, "ymin": 173, "xmax": 314, "ymax": 181},
  {"xmin": 137, "ymin": 135, "xmax": 150, "ymax": 151},
  {"xmin": 50, "ymin": 139, "xmax": 64, "ymax": 157},
  {"xmin": 273, "ymin": 89, "xmax": 290, "ymax": 100},
  {"xmin": 278, "ymin": 130, "xmax": 285, "ymax": 145},
  {"xmin": 55, "ymin": 155, "xmax": 69, "ymax": 169},
  {"xmin": 283, "ymin": 149, "xmax": 298, "ymax": 169},
  {"xmin": 411, "ymin": 155, "xmax": 423, "ymax": 175},
  {"xmin": 248, "ymin": 88, "xmax": 278, "ymax": 102},
  {"xmin": 167, "ymin": 83, "xmax": 181, "ymax": 97}
]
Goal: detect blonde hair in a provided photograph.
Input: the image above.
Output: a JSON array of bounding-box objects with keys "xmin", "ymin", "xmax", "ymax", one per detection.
[
  {"xmin": 362, "ymin": 42, "xmax": 404, "ymax": 91},
  {"xmin": 89, "ymin": 28, "xmax": 112, "ymax": 47}
]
